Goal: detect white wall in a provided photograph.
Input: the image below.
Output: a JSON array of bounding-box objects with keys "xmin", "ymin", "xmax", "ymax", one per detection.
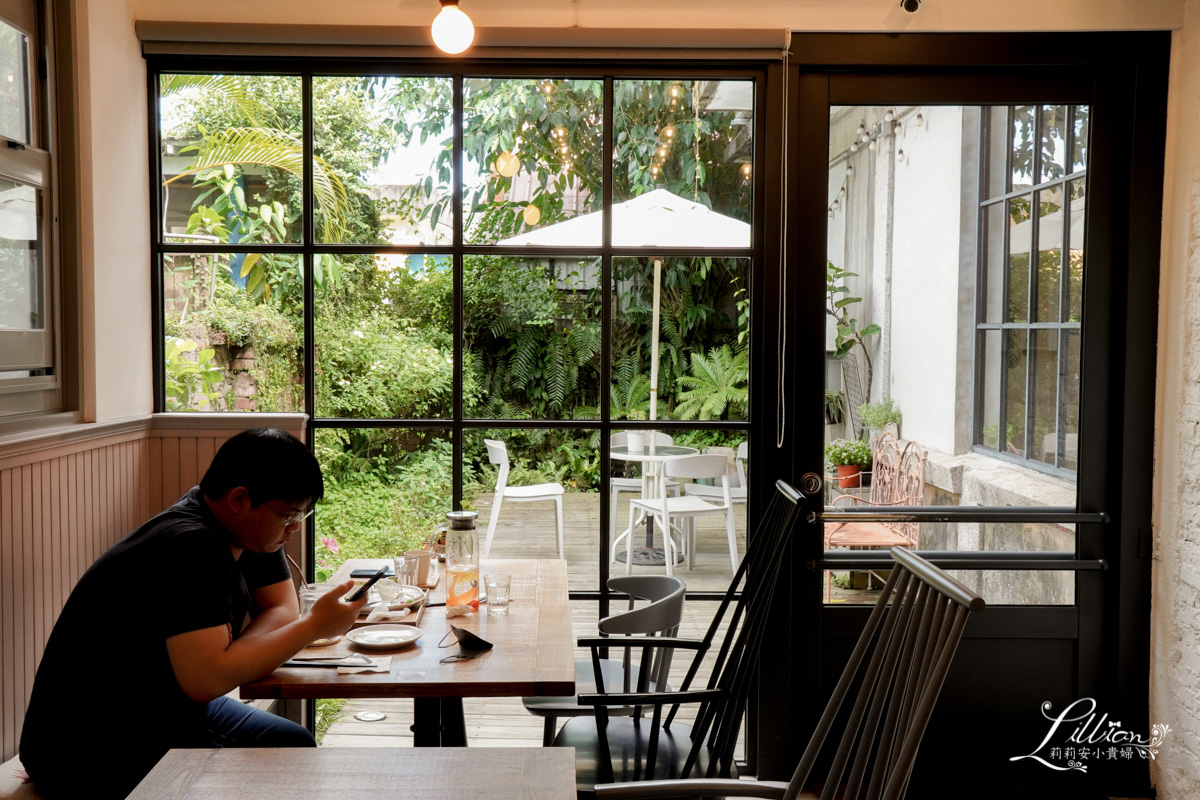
[
  {"xmin": 889, "ymin": 105, "xmax": 964, "ymax": 455},
  {"xmin": 1151, "ymin": 0, "xmax": 1200, "ymax": 794},
  {"xmin": 79, "ymin": 0, "xmax": 151, "ymax": 421}
]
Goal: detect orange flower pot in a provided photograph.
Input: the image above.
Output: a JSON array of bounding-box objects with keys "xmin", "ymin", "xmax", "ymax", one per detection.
[{"xmin": 836, "ymin": 464, "xmax": 862, "ymax": 489}]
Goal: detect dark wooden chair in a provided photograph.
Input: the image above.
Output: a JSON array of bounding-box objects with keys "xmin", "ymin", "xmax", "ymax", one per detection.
[
  {"xmin": 553, "ymin": 480, "xmax": 805, "ymax": 798},
  {"xmin": 593, "ymin": 546, "xmax": 986, "ymax": 800}
]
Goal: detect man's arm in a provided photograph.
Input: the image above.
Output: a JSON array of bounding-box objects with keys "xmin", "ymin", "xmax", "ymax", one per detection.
[
  {"xmin": 239, "ymin": 578, "xmax": 301, "ymax": 639},
  {"xmin": 166, "ymin": 579, "xmax": 365, "ymax": 703}
]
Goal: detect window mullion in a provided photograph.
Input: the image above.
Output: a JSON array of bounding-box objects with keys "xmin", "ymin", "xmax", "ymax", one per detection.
[{"xmin": 451, "ymin": 74, "xmax": 464, "ymax": 511}]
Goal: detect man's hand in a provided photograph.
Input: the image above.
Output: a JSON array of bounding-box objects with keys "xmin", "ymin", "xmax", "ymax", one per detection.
[
  {"xmin": 305, "ymin": 579, "xmax": 367, "ymax": 641},
  {"xmin": 167, "ymin": 580, "xmax": 368, "ymax": 702}
]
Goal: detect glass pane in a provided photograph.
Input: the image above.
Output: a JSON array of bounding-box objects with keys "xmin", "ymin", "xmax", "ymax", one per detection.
[
  {"xmin": 463, "ymin": 78, "xmax": 603, "ymax": 246},
  {"xmin": 159, "ymin": 74, "xmax": 302, "ymax": 245},
  {"xmin": 314, "ymin": 427, "xmax": 453, "ymax": 564},
  {"xmin": 608, "ymin": 428, "xmax": 747, "ymax": 593},
  {"xmin": 1030, "ymin": 329, "xmax": 1058, "ymax": 466},
  {"xmin": 0, "ymin": 179, "xmax": 42, "ymax": 331},
  {"xmin": 1033, "ymin": 189, "xmax": 1062, "ymax": 322},
  {"xmin": 1010, "ymin": 105, "xmax": 1035, "ymax": 189},
  {"xmin": 1064, "ymin": 331, "xmax": 1080, "ymax": 470},
  {"xmin": 1007, "ymin": 195, "xmax": 1032, "ymax": 323},
  {"xmin": 314, "ymin": 253, "xmax": 453, "ymax": 420},
  {"xmin": 1039, "ymin": 104, "xmax": 1068, "ymax": 182},
  {"xmin": 612, "ymin": 79, "xmax": 753, "ymax": 247},
  {"xmin": 612, "ymin": 257, "xmax": 749, "ymax": 422},
  {"xmin": 982, "ymin": 201, "xmax": 1005, "ymax": 323},
  {"xmin": 162, "ymin": 252, "xmax": 303, "ymax": 412},
  {"xmin": 0, "ymin": 20, "xmax": 30, "ymax": 143},
  {"xmin": 1071, "ymin": 105, "xmax": 1089, "ymax": 173},
  {"xmin": 465, "ymin": 428, "xmax": 601, "ymax": 594},
  {"xmin": 1005, "ymin": 329, "xmax": 1029, "ymax": 455},
  {"xmin": 314, "ymin": 77, "xmax": 452, "ymax": 246},
  {"xmin": 463, "ymin": 256, "xmax": 601, "ymax": 420},
  {"xmin": 1067, "ymin": 178, "xmax": 1085, "ymax": 321},
  {"xmin": 980, "ymin": 329, "xmax": 1002, "ymax": 449},
  {"xmin": 984, "ymin": 106, "xmax": 1009, "ymax": 198}
]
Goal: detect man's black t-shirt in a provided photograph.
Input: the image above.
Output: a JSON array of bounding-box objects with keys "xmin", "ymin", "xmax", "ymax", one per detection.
[{"xmin": 19, "ymin": 487, "xmax": 290, "ymax": 799}]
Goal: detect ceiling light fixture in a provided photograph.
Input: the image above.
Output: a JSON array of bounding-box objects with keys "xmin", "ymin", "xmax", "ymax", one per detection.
[{"xmin": 432, "ymin": 0, "xmax": 475, "ymax": 55}]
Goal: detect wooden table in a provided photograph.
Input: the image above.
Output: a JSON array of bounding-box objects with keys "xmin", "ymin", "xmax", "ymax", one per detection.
[
  {"xmin": 240, "ymin": 558, "xmax": 574, "ymax": 746},
  {"xmin": 127, "ymin": 747, "xmax": 576, "ymax": 799}
]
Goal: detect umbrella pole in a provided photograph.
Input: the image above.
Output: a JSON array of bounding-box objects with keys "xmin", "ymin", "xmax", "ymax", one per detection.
[{"xmin": 650, "ymin": 257, "xmax": 661, "ymax": 423}]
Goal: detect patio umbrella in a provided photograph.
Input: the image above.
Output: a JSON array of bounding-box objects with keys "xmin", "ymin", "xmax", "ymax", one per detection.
[{"xmin": 500, "ymin": 189, "xmax": 751, "ymax": 420}]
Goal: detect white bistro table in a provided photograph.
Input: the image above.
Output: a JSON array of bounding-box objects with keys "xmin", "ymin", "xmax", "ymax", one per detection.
[{"xmin": 610, "ymin": 442, "xmax": 698, "ymax": 567}]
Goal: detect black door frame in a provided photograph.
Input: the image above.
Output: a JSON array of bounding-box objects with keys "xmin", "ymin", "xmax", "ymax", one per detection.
[{"xmin": 751, "ymin": 32, "xmax": 1168, "ymax": 794}]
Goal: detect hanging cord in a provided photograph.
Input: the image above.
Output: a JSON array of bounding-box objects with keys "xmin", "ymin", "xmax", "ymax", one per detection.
[{"xmin": 776, "ymin": 45, "xmax": 790, "ymax": 449}]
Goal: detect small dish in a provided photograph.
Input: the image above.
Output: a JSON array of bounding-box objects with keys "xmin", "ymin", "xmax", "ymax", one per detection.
[{"xmin": 346, "ymin": 625, "xmax": 423, "ymax": 649}]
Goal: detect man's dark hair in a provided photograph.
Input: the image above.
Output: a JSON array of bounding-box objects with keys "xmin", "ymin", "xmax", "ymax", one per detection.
[{"xmin": 200, "ymin": 428, "xmax": 324, "ymax": 506}]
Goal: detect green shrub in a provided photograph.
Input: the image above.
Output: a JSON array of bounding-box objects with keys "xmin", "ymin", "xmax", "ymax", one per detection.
[
  {"xmin": 825, "ymin": 438, "xmax": 871, "ymax": 468},
  {"xmin": 858, "ymin": 397, "xmax": 902, "ymax": 430}
]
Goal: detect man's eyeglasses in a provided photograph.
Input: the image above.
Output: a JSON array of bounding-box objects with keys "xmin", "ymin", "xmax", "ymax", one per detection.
[{"xmin": 279, "ymin": 507, "xmax": 316, "ymax": 527}]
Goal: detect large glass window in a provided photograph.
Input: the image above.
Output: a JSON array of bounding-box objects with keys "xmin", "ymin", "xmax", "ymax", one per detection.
[
  {"xmin": 977, "ymin": 105, "xmax": 1086, "ymax": 471},
  {"xmin": 153, "ymin": 67, "xmax": 757, "ymax": 596}
]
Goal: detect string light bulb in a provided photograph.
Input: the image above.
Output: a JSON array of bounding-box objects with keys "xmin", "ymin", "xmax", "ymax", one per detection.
[
  {"xmin": 660, "ymin": 125, "xmax": 677, "ymax": 141},
  {"xmin": 846, "ymin": 164, "xmax": 855, "ymax": 176},
  {"xmin": 850, "ymin": 142, "xmax": 860, "ymax": 153},
  {"xmin": 740, "ymin": 163, "xmax": 752, "ymax": 179},
  {"xmin": 915, "ymin": 113, "xmax": 925, "ymax": 127},
  {"xmin": 897, "ymin": 149, "xmax": 906, "ymax": 162},
  {"xmin": 884, "ymin": 109, "xmax": 894, "ymax": 122},
  {"xmin": 868, "ymin": 138, "xmax": 878, "ymax": 151},
  {"xmin": 432, "ymin": 0, "xmax": 474, "ymax": 54},
  {"xmin": 856, "ymin": 122, "xmax": 866, "ymax": 135}
]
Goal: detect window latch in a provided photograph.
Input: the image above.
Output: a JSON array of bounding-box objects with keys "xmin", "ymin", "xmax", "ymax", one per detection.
[{"xmin": 5, "ymin": 140, "xmax": 26, "ymax": 151}]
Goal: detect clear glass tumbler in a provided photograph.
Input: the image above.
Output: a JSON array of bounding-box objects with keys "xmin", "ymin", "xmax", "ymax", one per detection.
[{"xmin": 485, "ymin": 574, "xmax": 511, "ymax": 617}]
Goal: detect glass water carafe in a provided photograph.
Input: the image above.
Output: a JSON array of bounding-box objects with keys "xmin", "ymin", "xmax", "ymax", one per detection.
[{"xmin": 444, "ymin": 510, "xmax": 480, "ymax": 610}]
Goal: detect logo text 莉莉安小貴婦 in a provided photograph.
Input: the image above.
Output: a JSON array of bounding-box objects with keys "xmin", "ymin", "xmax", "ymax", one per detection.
[{"xmin": 1010, "ymin": 698, "xmax": 1170, "ymax": 773}]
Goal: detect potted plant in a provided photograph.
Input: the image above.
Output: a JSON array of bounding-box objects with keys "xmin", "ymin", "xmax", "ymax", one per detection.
[
  {"xmin": 859, "ymin": 397, "xmax": 902, "ymax": 439},
  {"xmin": 824, "ymin": 390, "xmax": 846, "ymax": 425},
  {"xmin": 824, "ymin": 438, "xmax": 872, "ymax": 489}
]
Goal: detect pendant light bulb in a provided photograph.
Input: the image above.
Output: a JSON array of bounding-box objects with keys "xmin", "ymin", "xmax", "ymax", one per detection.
[{"xmin": 432, "ymin": 0, "xmax": 474, "ymax": 54}]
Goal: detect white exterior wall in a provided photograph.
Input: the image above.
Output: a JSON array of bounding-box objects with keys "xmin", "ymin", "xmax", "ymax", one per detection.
[{"xmin": 889, "ymin": 106, "xmax": 964, "ymax": 455}]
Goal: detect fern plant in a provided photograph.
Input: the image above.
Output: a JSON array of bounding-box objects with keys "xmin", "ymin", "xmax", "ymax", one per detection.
[{"xmin": 675, "ymin": 345, "xmax": 749, "ymax": 420}]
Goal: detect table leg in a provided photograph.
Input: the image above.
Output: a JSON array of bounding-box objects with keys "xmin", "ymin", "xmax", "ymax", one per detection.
[{"xmin": 412, "ymin": 697, "xmax": 468, "ymax": 747}]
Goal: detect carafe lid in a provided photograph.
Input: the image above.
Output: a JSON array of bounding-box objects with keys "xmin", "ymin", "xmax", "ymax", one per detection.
[{"xmin": 445, "ymin": 510, "xmax": 478, "ymax": 530}]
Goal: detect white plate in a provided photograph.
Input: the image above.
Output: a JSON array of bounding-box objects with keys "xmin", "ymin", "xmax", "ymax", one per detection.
[{"xmin": 346, "ymin": 625, "xmax": 423, "ymax": 649}]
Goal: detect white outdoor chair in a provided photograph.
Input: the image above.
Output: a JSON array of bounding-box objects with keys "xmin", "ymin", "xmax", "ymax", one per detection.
[
  {"xmin": 682, "ymin": 441, "xmax": 748, "ymax": 505},
  {"xmin": 483, "ymin": 439, "xmax": 565, "ymax": 558},
  {"xmin": 609, "ymin": 431, "xmax": 681, "ymax": 564},
  {"xmin": 627, "ymin": 454, "xmax": 739, "ymax": 576}
]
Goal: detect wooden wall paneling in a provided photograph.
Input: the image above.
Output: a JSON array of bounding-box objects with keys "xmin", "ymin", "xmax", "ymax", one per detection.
[
  {"xmin": 49, "ymin": 458, "xmax": 61, "ymax": 642},
  {"xmin": 30, "ymin": 461, "xmax": 43, "ymax": 658},
  {"xmin": 148, "ymin": 436, "xmax": 162, "ymax": 520},
  {"xmin": 40, "ymin": 459, "xmax": 51, "ymax": 652},
  {"xmin": 197, "ymin": 437, "xmax": 216, "ymax": 492},
  {"xmin": 2, "ymin": 468, "xmax": 14, "ymax": 761},
  {"xmin": 161, "ymin": 437, "xmax": 180, "ymax": 513},
  {"xmin": 17, "ymin": 465, "xmax": 31, "ymax": 736},
  {"xmin": 67, "ymin": 451, "xmax": 77, "ymax": 593},
  {"xmin": 179, "ymin": 437, "xmax": 198, "ymax": 497}
]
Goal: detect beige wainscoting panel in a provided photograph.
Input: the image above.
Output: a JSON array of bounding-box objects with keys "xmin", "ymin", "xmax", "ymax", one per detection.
[{"xmin": 0, "ymin": 413, "xmax": 308, "ymax": 761}]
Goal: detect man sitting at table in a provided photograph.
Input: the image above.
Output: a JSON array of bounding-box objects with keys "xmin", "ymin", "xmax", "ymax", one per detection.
[{"xmin": 19, "ymin": 427, "xmax": 367, "ymax": 800}]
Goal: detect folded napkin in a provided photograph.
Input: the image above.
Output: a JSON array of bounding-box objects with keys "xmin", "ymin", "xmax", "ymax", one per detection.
[
  {"xmin": 365, "ymin": 605, "xmax": 413, "ymax": 623},
  {"xmin": 446, "ymin": 604, "xmax": 475, "ymax": 618},
  {"xmin": 338, "ymin": 656, "xmax": 391, "ymax": 674}
]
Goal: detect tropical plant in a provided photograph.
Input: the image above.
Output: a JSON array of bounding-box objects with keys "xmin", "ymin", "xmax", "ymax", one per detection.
[
  {"xmin": 825, "ymin": 390, "xmax": 847, "ymax": 425},
  {"xmin": 859, "ymin": 397, "xmax": 902, "ymax": 431},
  {"xmin": 163, "ymin": 336, "xmax": 225, "ymax": 411},
  {"xmin": 827, "ymin": 260, "xmax": 881, "ymax": 390},
  {"xmin": 675, "ymin": 345, "xmax": 749, "ymax": 420},
  {"xmin": 824, "ymin": 438, "xmax": 872, "ymax": 469}
]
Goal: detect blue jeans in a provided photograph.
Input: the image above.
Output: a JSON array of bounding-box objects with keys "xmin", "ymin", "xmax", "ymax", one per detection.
[{"xmin": 202, "ymin": 695, "xmax": 316, "ymax": 748}]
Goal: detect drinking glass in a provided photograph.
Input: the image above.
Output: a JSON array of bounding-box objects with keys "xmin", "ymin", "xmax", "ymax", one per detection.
[
  {"xmin": 298, "ymin": 583, "xmax": 342, "ymax": 645},
  {"xmin": 485, "ymin": 574, "xmax": 512, "ymax": 616}
]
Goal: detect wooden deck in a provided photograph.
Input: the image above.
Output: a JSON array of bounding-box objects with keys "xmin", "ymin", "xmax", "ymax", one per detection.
[{"xmin": 323, "ymin": 491, "xmax": 873, "ymax": 749}]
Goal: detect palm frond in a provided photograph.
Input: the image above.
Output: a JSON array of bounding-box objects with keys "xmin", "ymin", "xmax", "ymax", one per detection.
[{"xmin": 163, "ymin": 127, "xmax": 348, "ymax": 242}]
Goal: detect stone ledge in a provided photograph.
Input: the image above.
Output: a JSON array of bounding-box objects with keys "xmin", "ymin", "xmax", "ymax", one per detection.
[{"xmin": 920, "ymin": 443, "xmax": 1076, "ymax": 506}]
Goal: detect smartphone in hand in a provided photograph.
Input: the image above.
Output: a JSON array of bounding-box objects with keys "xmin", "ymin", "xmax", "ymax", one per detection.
[{"xmin": 346, "ymin": 566, "xmax": 388, "ymax": 602}]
